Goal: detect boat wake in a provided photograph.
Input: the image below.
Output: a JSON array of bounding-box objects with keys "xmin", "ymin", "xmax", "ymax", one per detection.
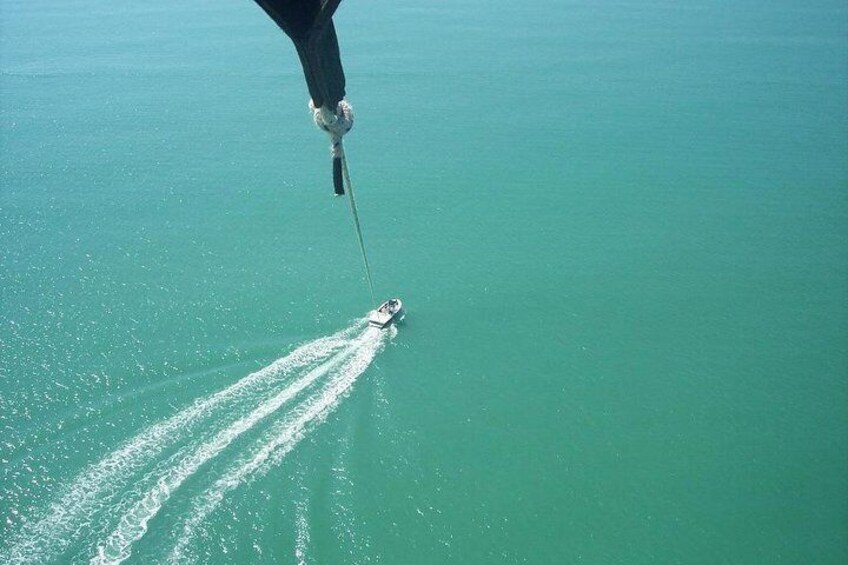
[{"xmin": 1, "ymin": 319, "xmax": 392, "ymax": 565}]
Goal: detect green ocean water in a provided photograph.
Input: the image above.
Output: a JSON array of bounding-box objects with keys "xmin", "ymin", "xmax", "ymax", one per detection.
[{"xmin": 2, "ymin": 0, "xmax": 847, "ymax": 562}]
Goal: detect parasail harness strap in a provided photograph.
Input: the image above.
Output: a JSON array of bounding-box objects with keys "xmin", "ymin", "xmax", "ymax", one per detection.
[
  {"xmin": 311, "ymin": 99, "xmax": 353, "ymax": 195},
  {"xmin": 311, "ymin": 100, "xmax": 376, "ymax": 307}
]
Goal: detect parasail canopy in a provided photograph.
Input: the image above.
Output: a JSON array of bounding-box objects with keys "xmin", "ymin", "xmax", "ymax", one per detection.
[
  {"xmin": 252, "ymin": 0, "xmax": 346, "ymax": 111},
  {"xmin": 252, "ymin": 0, "xmax": 353, "ymax": 194}
]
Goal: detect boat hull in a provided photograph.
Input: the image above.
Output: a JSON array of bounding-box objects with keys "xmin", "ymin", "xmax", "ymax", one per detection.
[{"xmin": 368, "ymin": 298, "xmax": 404, "ymax": 328}]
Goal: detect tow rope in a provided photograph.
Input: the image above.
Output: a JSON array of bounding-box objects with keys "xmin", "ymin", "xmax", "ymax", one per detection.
[
  {"xmin": 340, "ymin": 148, "xmax": 376, "ymax": 307},
  {"xmin": 311, "ymin": 99, "xmax": 376, "ymax": 307}
]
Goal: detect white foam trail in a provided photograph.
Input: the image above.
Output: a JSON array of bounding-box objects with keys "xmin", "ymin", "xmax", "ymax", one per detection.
[
  {"xmin": 91, "ymin": 328, "xmax": 378, "ymax": 565},
  {"xmin": 1, "ymin": 323, "xmax": 361, "ymax": 565},
  {"xmin": 168, "ymin": 326, "xmax": 388, "ymax": 564},
  {"xmin": 294, "ymin": 497, "xmax": 310, "ymax": 565},
  {"xmin": 328, "ymin": 423, "xmax": 370, "ymax": 559}
]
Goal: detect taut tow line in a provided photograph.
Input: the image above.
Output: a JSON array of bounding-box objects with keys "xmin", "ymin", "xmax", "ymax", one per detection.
[
  {"xmin": 312, "ymin": 100, "xmax": 376, "ymax": 308},
  {"xmin": 340, "ymin": 147, "xmax": 376, "ymax": 307}
]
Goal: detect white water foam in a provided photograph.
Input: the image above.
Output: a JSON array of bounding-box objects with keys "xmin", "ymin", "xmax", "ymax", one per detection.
[
  {"xmin": 93, "ymin": 325, "xmax": 386, "ymax": 565},
  {"xmin": 167, "ymin": 326, "xmax": 389, "ymax": 564},
  {"xmin": 294, "ymin": 497, "xmax": 311, "ymax": 565},
  {"xmin": 328, "ymin": 423, "xmax": 371, "ymax": 560},
  {"xmin": 1, "ymin": 322, "xmax": 363, "ymax": 565}
]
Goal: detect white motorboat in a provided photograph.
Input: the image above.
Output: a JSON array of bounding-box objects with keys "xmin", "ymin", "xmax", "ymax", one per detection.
[{"xmin": 368, "ymin": 298, "xmax": 404, "ymax": 328}]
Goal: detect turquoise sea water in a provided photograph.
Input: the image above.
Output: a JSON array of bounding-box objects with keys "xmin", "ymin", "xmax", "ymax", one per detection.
[{"xmin": 2, "ymin": 0, "xmax": 847, "ymax": 562}]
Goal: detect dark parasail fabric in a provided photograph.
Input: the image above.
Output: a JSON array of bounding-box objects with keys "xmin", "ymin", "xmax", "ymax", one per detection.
[{"xmin": 253, "ymin": 0, "xmax": 346, "ymax": 109}]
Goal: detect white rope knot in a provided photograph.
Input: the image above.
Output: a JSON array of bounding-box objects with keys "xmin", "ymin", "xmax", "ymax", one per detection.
[{"xmin": 310, "ymin": 99, "xmax": 354, "ymax": 159}]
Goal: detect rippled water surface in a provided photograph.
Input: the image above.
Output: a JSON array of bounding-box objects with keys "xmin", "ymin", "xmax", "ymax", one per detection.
[{"xmin": 2, "ymin": 0, "xmax": 847, "ymax": 562}]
